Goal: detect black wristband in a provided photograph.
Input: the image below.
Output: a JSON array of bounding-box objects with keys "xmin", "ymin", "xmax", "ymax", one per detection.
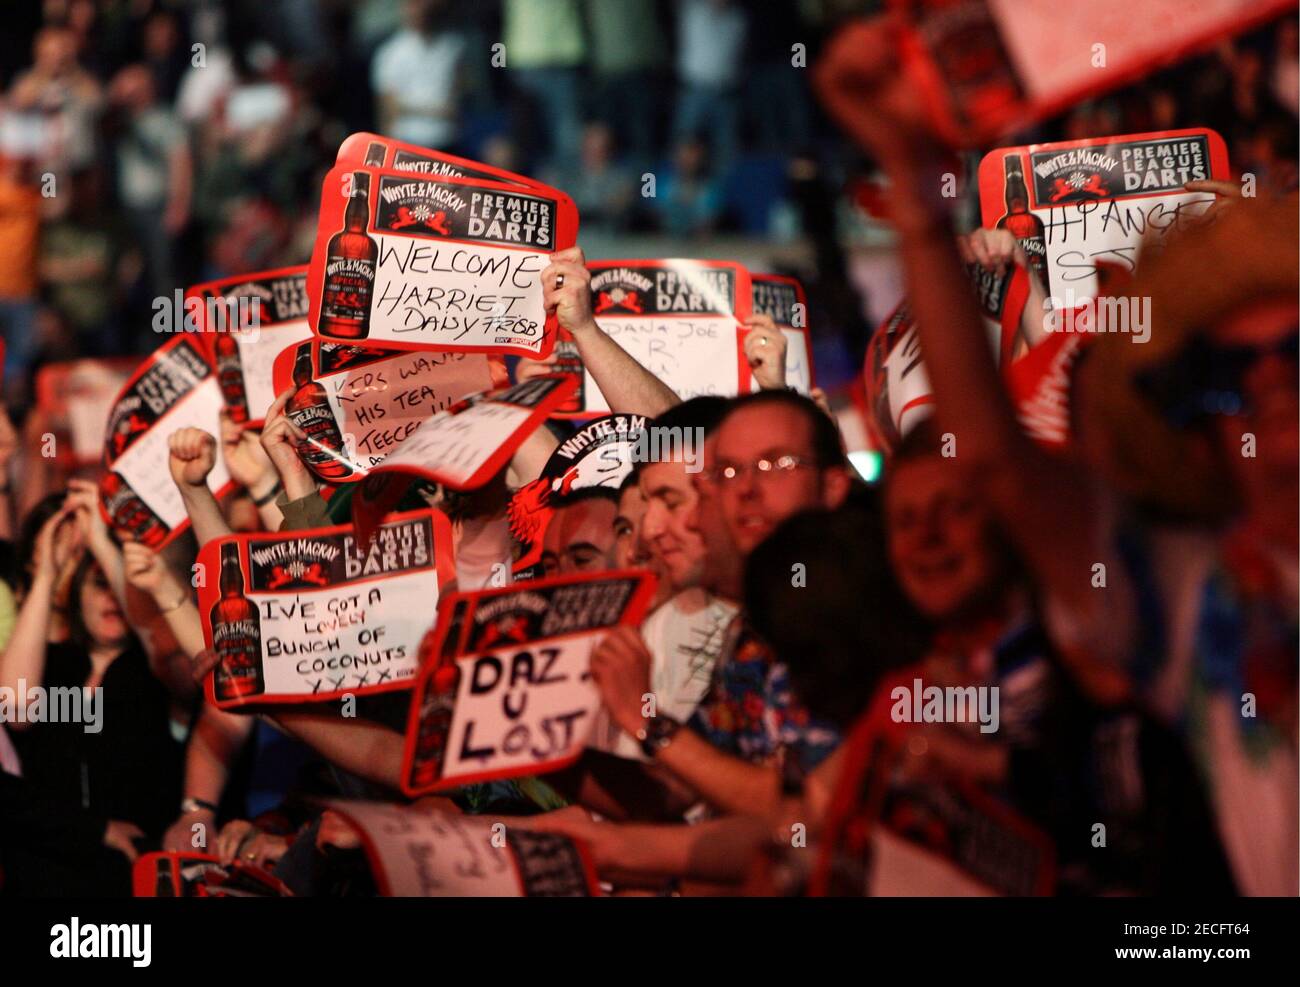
[
  {"xmin": 637, "ymin": 714, "xmax": 681, "ymax": 759},
  {"xmin": 251, "ymin": 482, "xmax": 282, "ymax": 508}
]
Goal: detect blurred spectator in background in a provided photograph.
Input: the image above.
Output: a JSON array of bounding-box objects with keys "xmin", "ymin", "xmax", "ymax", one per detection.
[
  {"xmin": 654, "ymin": 137, "xmax": 723, "ymax": 238},
  {"xmin": 505, "ymin": 0, "xmax": 586, "ymax": 172},
  {"xmin": 106, "ymin": 63, "xmax": 190, "ymax": 342},
  {"xmin": 743, "ymin": 0, "xmax": 810, "ymax": 154},
  {"xmin": 38, "ymin": 167, "xmax": 129, "ymax": 355},
  {"xmin": 543, "ymin": 123, "xmax": 637, "ymax": 234},
  {"xmin": 673, "ymin": 0, "xmax": 747, "ymax": 175},
  {"xmin": 585, "ymin": 0, "xmax": 665, "ymax": 170},
  {"xmin": 0, "ymin": 150, "xmax": 41, "ymax": 398},
  {"xmin": 371, "ymin": 0, "xmax": 465, "ymax": 152},
  {"xmin": 7, "ymin": 26, "xmax": 102, "ymax": 178},
  {"xmin": 141, "ymin": 8, "xmax": 189, "ymax": 106}
]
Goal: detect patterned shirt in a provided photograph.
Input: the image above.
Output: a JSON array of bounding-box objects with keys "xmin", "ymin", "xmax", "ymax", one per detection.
[{"xmin": 687, "ymin": 618, "xmax": 841, "ymax": 774}]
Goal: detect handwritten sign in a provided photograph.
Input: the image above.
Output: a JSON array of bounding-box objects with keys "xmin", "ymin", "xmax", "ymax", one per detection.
[
  {"xmin": 324, "ymin": 801, "xmax": 599, "ymax": 896},
  {"xmin": 273, "ymin": 338, "xmax": 499, "ymax": 484},
  {"xmin": 572, "ymin": 260, "xmax": 752, "ymax": 413},
  {"xmin": 978, "ymin": 128, "xmax": 1230, "ymax": 303},
  {"xmin": 99, "ymin": 337, "xmax": 234, "ymax": 548},
  {"xmin": 402, "ymin": 570, "xmax": 656, "ymax": 794},
  {"xmin": 197, "ymin": 509, "xmax": 455, "ymax": 708},
  {"xmin": 366, "ymin": 375, "xmax": 578, "ymax": 490},
  {"xmin": 187, "ymin": 266, "xmax": 314, "ymax": 426},
  {"xmin": 750, "ymin": 273, "xmax": 815, "ymax": 394},
  {"xmin": 307, "ymin": 162, "xmax": 576, "ymax": 357}
]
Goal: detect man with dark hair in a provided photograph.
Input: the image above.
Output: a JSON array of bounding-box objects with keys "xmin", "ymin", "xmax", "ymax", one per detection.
[
  {"xmin": 540, "ymin": 486, "xmax": 620, "ymax": 576},
  {"xmin": 590, "ymin": 397, "xmax": 738, "ymax": 760},
  {"xmin": 612, "ymin": 472, "xmax": 657, "ymax": 574},
  {"xmin": 591, "ymin": 392, "xmax": 851, "ymax": 814}
]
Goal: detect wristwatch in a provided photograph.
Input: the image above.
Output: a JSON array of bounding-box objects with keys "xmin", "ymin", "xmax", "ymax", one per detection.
[
  {"xmin": 637, "ymin": 714, "xmax": 681, "ymax": 759},
  {"xmin": 180, "ymin": 797, "xmax": 218, "ymax": 815}
]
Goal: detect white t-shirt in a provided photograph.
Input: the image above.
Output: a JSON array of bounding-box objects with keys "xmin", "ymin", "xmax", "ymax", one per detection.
[
  {"xmin": 370, "ymin": 29, "xmax": 465, "ymax": 149},
  {"xmin": 590, "ymin": 589, "xmax": 738, "ymax": 760}
]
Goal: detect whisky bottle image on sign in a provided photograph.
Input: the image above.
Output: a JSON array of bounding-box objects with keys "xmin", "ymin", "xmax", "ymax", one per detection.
[
  {"xmin": 411, "ymin": 663, "xmax": 462, "ymax": 789},
  {"xmin": 211, "ymin": 543, "xmax": 264, "ymax": 701},
  {"xmin": 213, "ymin": 331, "xmax": 249, "ymax": 424},
  {"xmin": 363, "ymin": 141, "xmax": 386, "ymax": 166},
  {"xmin": 101, "ymin": 471, "xmax": 165, "ymax": 546},
  {"xmin": 320, "ymin": 171, "xmax": 378, "ymax": 340},
  {"xmin": 287, "ymin": 345, "xmax": 354, "ymax": 480},
  {"xmin": 995, "ymin": 154, "xmax": 1051, "ymax": 298}
]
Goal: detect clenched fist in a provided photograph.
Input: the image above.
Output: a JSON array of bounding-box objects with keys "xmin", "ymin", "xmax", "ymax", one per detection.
[{"xmin": 169, "ymin": 427, "xmax": 218, "ymax": 491}]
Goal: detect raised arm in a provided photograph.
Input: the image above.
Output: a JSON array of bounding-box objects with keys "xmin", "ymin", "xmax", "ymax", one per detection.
[
  {"xmin": 815, "ymin": 20, "xmax": 1133, "ymax": 686},
  {"xmin": 542, "ymin": 246, "xmax": 681, "ymax": 417},
  {"xmin": 219, "ymin": 410, "xmax": 284, "ymax": 532},
  {"xmin": 267, "ymin": 710, "xmax": 405, "ymax": 791},
  {"xmin": 169, "ymin": 428, "xmax": 233, "ymax": 547},
  {"xmin": 261, "ymin": 389, "xmax": 328, "ymax": 531},
  {"xmin": 121, "ymin": 540, "xmax": 205, "ymax": 661},
  {"xmin": 0, "ymin": 508, "xmax": 74, "ymax": 705},
  {"xmin": 67, "ymin": 479, "xmax": 127, "ymax": 607}
]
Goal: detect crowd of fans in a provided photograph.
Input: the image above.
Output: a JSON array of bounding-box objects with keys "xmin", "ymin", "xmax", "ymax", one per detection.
[{"xmin": 0, "ymin": 1, "xmax": 1296, "ymax": 897}]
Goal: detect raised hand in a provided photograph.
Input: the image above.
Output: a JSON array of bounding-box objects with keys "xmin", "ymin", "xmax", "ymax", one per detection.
[
  {"xmin": 219, "ymin": 409, "xmax": 275, "ymax": 495},
  {"xmin": 542, "ymin": 246, "xmax": 595, "ymax": 337},
  {"xmin": 168, "ymin": 427, "xmax": 219, "ymax": 491},
  {"xmin": 958, "ymin": 227, "xmax": 1026, "ymax": 275},
  {"xmin": 260, "ymin": 389, "xmax": 315, "ymax": 501},
  {"xmin": 742, "ymin": 314, "xmax": 789, "ymax": 390},
  {"xmin": 122, "ymin": 540, "xmax": 175, "ymax": 600}
]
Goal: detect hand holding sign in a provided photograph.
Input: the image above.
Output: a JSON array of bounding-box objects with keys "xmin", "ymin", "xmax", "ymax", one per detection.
[
  {"xmin": 959, "ymin": 227, "xmax": 1026, "ymax": 277},
  {"xmin": 589, "ymin": 624, "xmax": 655, "ymax": 739},
  {"xmin": 742, "ymin": 314, "xmax": 789, "ymax": 390},
  {"xmin": 543, "ymin": 245, "xmax": 596, "ymax": 338},
  {"xmin": 402, "ymin": 570, "xmax": 657, "ymax": 795},
  {"xmin": 259, "ymin": 388, "xmax": 316, "ymax": 502},
  {"xmin": 199, "ymin": 509, "xmax": 456, "ymax": 708},
  {"xmin": 307, "ymin": 162, "xmax": 577, "ymax": 357},
  {"xmin": 101, "ymin": 337, "xmax": 235, "ymax": 548}
]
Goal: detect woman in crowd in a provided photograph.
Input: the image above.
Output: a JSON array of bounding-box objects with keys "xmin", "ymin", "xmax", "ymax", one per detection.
[{"xmin": 0, "ymin": 497, "xmax": 182, "ymax": 894}]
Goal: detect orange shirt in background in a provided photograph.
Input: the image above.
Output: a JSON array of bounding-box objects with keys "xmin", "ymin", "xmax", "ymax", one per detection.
[{"xmin": 0, "ymin": 173, "xmax": 41, "ymax": 299}]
